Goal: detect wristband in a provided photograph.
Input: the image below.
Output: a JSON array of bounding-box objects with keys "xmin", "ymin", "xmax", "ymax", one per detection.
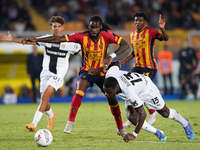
[
  {"xmin": 109, "ymin": 53, "xmax": 117, "ymax": 58},
  {"xmin": 132, "ymin": 131, "xmax": 138, "ymax": 137}
]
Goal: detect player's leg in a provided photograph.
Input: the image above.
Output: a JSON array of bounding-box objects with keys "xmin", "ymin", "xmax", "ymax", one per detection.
[
  {"xmin": 26, "ymin": 85, "xmax": 55, "ymax": 131},
  {"xmin": 107, "ymin": 93, "xmax": 127, "ymax": 137},
  {"xmin": 97, "ymin": 76, "xmax": 126, "ymax": 137},
  {"xmin": 157, "ymin": 105, "xmax": 195, "ymax": 140},
  {"xmin": 64, "ymin": 79, "xmax": 88, "ymax": 133},
  {"xmin": 26, "ymin": 73, "xmax": 62, "ymax": 131}
]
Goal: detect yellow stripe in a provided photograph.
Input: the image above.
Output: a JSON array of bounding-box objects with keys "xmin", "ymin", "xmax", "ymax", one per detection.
[
  {"xmin": 65, "ymin": 35, "xmax": 69, "ymax": 41},
  {"xmin": 145, "ymin": 30, "xmax": 151, "ymax": 67},
  {"xmin": 117, "ymin": 37, "xmax": 122, "ymax": 45},
  {"xmin": 76, "ymin": 90, "xmax": 85, "ymax": 96},
  {"xmin": 89, "ymin": 40, "xmax": 94, "ymax": 68},
  {"xmin": 110, "ymin": 103, "xmax": 119, "ymax": 108},
  {"xmin": 83, "ymin": 36, "xmax": 89, "ymax": 69}
]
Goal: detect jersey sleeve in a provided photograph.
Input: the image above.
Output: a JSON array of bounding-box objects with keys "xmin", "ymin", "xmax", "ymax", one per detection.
[
  {"xmin": 150, "ymin": 28, "xmax": 162, "ymax": 41},
  {"xmin": 65, "ymin": 32, "xmax": 82, "ymax": 43},
  {"xmin": 106, "ymin": 30, "xmax": 122, "ymax": 45},
  {"xmin": 59, "ymin": 42, "xmax": 81, "ymax": 54},
  {"xmin": 106, "ymin": 66, "xmax": 120, "ymax": 79}
]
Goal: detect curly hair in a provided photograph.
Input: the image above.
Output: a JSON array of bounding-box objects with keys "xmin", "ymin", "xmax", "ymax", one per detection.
[
  {"xmin": 49, "ymin": 16, "xmax": 65, "ymax": 26},
  {"xmin": 89, "ymin": 15, "xmax": 112, "ymax": 30},
  {"xmin": 133, "ymin": 12, "xmax": 148, "ymax": 21}
]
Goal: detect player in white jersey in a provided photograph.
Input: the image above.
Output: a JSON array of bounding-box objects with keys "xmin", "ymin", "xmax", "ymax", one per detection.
[
  {"xmin": 103, "ymin": 61, "xmax": 195, "ymax": 142},
  {"xmin": 0, "ymin": 16, "xmax": 81, "ymax": 131}
]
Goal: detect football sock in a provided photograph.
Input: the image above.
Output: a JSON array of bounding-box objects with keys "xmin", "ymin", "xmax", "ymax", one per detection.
[
  {"xmin": 110, "ymin": 103, "xmax": 124, "ymax": 130},
  {"xmin": 32, "ymin": 110, "xmax": 43, "ymax": 127},
  {"xmin": 142, "ymin": 120, "xmax": 157, "ymax": 134},
  {"xmin": 45, "ymin": 107, "xmax": 53, "ymax": 119},
  {"xmin": 68, "ymin": 89, "xmax": 84, "ymax": 122},
  {"xmin": 146, "ymin": 106, "xmax": 156, "ymax": 114},
  {"xmin": 168, "ymin": 108, "xmax": 188, "ymax": 127}
]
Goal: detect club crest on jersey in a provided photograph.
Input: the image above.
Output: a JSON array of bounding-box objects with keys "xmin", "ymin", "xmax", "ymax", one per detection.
[
  {"xmin": 99, "ymin": 45, "xmax": 103, "ymax": 49},
  {"xmin": 82, "ymin": 76, "xmax": 86, "ymax": 78},
  {"xmin": 141, "ymin": 34, "xmax": 144, "ymax": 38},
  {"xmin": 61, "ymin": 44, "xmax": 65, "ymax": 49}
]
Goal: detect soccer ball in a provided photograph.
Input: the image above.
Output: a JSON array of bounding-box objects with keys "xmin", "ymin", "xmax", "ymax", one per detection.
[{"xmin": 34, "ymin": 129, "xmax": 53, "ymax": 147}]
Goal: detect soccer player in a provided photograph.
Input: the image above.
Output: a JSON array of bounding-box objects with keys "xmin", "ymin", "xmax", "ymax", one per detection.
[
  {"xmin": 121, "ymin": 12, "xmax": 169, "ymax": 127},
  {"xmin": 0, "ymin": 16, "xmax": 82, "ymax": 131},
  {"xmin": 21, "ymin": 15, "xmax": 130, "ymax": 136},
  {"xmin": 104, "ymin": 61, "xmax": 195, "ymax": 142}
]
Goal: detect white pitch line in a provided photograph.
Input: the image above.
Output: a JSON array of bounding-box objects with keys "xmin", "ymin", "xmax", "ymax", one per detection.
[{"xmin": 0, "ymin": 137, "xmax": 199, "ymax": 145}]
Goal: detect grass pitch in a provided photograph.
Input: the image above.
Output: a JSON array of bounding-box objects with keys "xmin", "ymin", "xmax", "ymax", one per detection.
[{"xmin": 0, "ymin": 100, "xmax": 199, "ymax": 150}]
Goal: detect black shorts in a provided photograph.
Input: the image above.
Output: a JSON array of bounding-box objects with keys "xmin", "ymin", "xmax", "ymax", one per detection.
[
  {"xmin": 79, "ymin": 71, "xmax": 105, "ymax": 92},
  {"xmin": 131, "ymin": 67, "xmax": 157, "ymax": 80}
]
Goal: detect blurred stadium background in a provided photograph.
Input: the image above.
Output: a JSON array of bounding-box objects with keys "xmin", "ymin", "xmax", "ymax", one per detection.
[{"xmin": 1, "ymin": 0, "xmax": 200, "ymax": 104}]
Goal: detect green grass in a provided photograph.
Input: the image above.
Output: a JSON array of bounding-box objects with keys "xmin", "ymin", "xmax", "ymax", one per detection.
[{"xmin": 0, "ymin": 101, "xmax": 199, "ymax": 150}]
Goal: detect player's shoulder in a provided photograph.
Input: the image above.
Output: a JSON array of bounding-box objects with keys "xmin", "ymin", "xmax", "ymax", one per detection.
[
  {"xmin": 146, "ymin": 27, "xmax": 159, "ymax": 32},
  {"xmin": 101, "ymin": 29, "xmax": 113, "ymax": 35}
]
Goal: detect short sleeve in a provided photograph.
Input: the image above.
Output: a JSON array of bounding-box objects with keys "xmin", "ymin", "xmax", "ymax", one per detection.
[
  {"xmin": 59, "ymin": 42, "xmax": 81, "ymax": 54},
  {"xmin": 150, "ymin": 28, "xmax": 162, "ymax": 41},
  {"xmin": 106, "ymin": 30, "xmax": 122, "ymax": 45},
  {"xmin": 106, "ymin": 66, "xmax": 120, "ymax": 79}
]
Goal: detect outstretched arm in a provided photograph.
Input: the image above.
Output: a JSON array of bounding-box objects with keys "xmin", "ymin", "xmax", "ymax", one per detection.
[
  {"xmin": 103, "ymin": 39, "xmax": 130, "ymax": 71},
  {"xmin": 21, "ymin": 35, "xmax": 67, "ymax": 45},
  {"xmin": 158, "ymin": 14, "xmax": 169, "ymax": 41},
  {"xmin": 0, "ymin": 31, "xmax": 37, "ymax": 45},
  {"xmin": 123, "ymin": 106, "xmax": 146, "ymax": 142}
]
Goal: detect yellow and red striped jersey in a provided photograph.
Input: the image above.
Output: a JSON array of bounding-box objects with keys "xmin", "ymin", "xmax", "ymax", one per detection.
[
  {"xmin": 65, "ymin": 30, "xmax": 122, "ymax": 76},
  {"xmin": 130, "ymin": 27, "xmax": 162, "ymax": 69}
]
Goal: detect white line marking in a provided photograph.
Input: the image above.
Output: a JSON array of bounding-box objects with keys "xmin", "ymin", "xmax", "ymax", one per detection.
[{"xmin": 0, "ymin": 137, "xmax": 199, "ymax": 145}]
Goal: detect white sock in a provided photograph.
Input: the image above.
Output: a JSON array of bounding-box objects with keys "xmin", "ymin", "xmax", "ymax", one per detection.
[
  {"xmin": 168, "ymin": 108, "xmax": 188, "ymax": 127},
  {"xmin": 142, "ymin": 120, "xmax": 157, "ymax": 134},
  {"xmin": 45, "ymin": 108, "xmax": 53, "ymax": 119},
  {"xmin": 32, "ymin": 110, "xmax": 43, "ymax": 127}
]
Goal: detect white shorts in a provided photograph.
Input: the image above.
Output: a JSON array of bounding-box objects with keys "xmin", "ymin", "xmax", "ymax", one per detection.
[
  {"xmin": 125, "ymin": 80, "xmax": 165, "ymax": 110},
  {"xmin": 40, "ymin": 70, "xmax": 64, "ymax": 93}
]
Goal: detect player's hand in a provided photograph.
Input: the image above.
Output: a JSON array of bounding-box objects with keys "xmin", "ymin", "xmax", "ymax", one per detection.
[
  {"xmin": 123, "ymin": 133, "xmax": 136, "ymax": 142},
  {"xmin": 120, "ymin": 60, "xmax": 125, "ymax": 66},
  {"xmin": 158, "ymin": 14, "xmax": 166, "ymax": 29},
  {"xmin": 0, "ymin": 31, "xmax": 12, "ymax": 41},
  {"xmin": 103, "ymin": 56, "xmax": 113, "ymax": 72},
  {"xmin": 88, "ymin": 67, "xmax": 99, "ymax": 76},
  {"xmin": 20, "ymin": 37, "xmax": 36, "ymax": 45}
]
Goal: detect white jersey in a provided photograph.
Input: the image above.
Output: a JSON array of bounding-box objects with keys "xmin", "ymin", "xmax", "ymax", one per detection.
[
  {"xmin": 106, "ymin": 66, "xmax": 165, "ymax": 110},
  {"xmin": 37, "ymin": 34, "xmax": 81, "ymax": 79}
]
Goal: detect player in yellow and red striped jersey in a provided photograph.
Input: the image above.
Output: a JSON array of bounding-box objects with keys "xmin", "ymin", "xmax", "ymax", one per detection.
[
  {"xmin": 120, "ymin": 12, "xmax": 169, "ymax": 127},
  {"xmin": 21, "ymin": 15, "xmax": 130, "ymax": 138}
]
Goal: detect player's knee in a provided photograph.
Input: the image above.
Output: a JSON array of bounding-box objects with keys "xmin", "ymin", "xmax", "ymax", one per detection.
[{"xmin": 158, "ymin": 106, "xmax": 170, "ymax": 118}]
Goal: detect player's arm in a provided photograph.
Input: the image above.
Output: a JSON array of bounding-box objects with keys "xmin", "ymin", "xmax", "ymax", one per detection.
[
  {"xmin": 21, "ymin": 35, "xmax": 67, "ymax": 44},
  {"xmin": 103, "ymin": 39, "xmax": 130, "ymax": 71},
  {"xmin": 123, "ymin": 105, "xmax": 146, "ymax": 142},
  {"xmin": 0, "ymin": 31, "xmax": 37, "ymax": 45},
  {"xmin": 158, "ymin": 14, "xmax": 169, "ymax": 41},
  {"xmin": 120, "ymin": 50, "xmax": 135, "ymax": 65}
]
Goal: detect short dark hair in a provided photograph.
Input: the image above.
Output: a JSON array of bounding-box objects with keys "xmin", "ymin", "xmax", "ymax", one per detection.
[
  {"xmin": 133, "ymin": 12, "xmax": 148, "ymax": 21},
  {"xmin": 89, "ymin": 15, "xmax": 112, "ymax": 30},
  {"xmin": 49, "ymin": 16, "xmax": 65, "ymax": 26},
  {"xmin": 104, "ymin": 77, "xmax": 118, "ymax": 89}
]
